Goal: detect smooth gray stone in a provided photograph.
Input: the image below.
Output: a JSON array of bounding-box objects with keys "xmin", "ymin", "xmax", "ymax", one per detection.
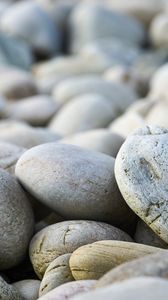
[
  {"xmin": 71, "ymin": 277, "xmax": 168, "ymax": 300},
  {"xmin": 0, "ymin": 120, "xmax": 61, "ymax": 148},
  {"xmin": 38, "ymin": 280, "xmax": 96, "ymax": 300},
  {"xmin": 13, "ymin": 280, "xmax": 40, "ymax": 300},
  {"xmin": 0, "ymin": 169, "xmax": 34, "ymax": 270},
  {"xmin": 15, "ymin": 143, "xmax": 134, "ymax": 225},
  {"xmin": 135, "ymin": 219, "xmax": 168, "ymax": 248}
]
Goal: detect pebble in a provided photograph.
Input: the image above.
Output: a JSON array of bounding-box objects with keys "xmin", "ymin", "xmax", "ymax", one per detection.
[
  {"xmin": 150, "ymin": 63, "xmax": 168, "ymax": 101},
  {"xmin": 81, "ymin": 38, "xmax": 142, "ymax": 67},
  {"xmin": 150, "ymin": 13, "xmax": 168, "ymax": 48},
  {"xmin": 60, "ymin": 129, "xmax": 124, "ymax": 157},
  {"xmin": 49, "ymin": 94, "xmax": 117, "ymax": 136},
  {"xmin": 0, "ymin": 68, "xmax": 38, "ymax": 100},
  {"xmin": 107, "ymin": 0, "xmax": 165, "ymax": 25},
  {"xmin": 109, "ymin": 111, "xmax": 145, "ymax": 137},
  {"xmin": 53, "ymin": 76, "xmax": 137, "ymax": 111},
  {"xmin": 134, "ymin": 219, "xmax": 168, "ymax": 248},
  {"xmin": 69, "ymin": 3, "xmax": 145, "ymax": 53},
  {"xmin": 39, "ymin": 253, "xmax": 73, "ymax": 296},
  {"xmin": 0, "ymin": 141, "xmax": 26, "ymax": 174},
  {"xmin": 115, "ymin": 125, "xmax": 168, "ymax": 243},
  {"xmin": 15, "ymin": 143, "xmax": 134, "ymax": 226},
  {"xmin": 1, "ymin": 1, "xmax": 61, "ymax": 57},
  {"xmin": 0, "ymin": 32, "xmax": 34, "ymax": 70},
  {"xmin": 96, "ymin": 251, "xmax": 168, "ymax": 288},
  {"xmin": 69, "ymin": 240, "xmax": 162, "ymax": 280},
  {"xmin": 38, "ymin": 280, "xmax": 96, "ymax": 300},
  {"xmin": 8, "ymin": 95, "xmax": 59, "ymax": 126},
  {"xmin": 0, "ymin": 276, "xmax": 22, "ymax": 300},
  {"xmin": 29, "ymin": 220, "xmax": 132, "ymax": 278},
  {"xmin": 0, "ymin": 169, "xmax": 34, "ymax": 270},
  {"xmin": 13, "ymin": 279, "xmax": 40, "ymax": 300},
  {"xmin": 70, "ymin": 277, "xmax": 168, "ymax": 300},
  {"xmin": 0, "ymin": 120, "xmax": 61, "ymax": 148}
]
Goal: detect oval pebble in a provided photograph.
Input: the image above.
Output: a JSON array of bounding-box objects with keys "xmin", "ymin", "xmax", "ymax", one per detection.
[
  {"xmin": 69, "ymin": 240, "xmax": 163, "ymax": 280},
  {"xmin": 39, "ymin": 254, "xmax": 74, "ymax": 296},
  {"xmin": 15, "ymin": 143, "xmax": 134, "ymax": 226},
  {"xmin": 13, "ymin": 279, "xmax": 40, "ymax": 300},
  {"xmin": 60, "ymin": 129, "xmax": 124, "ymax": 157},
  {"xmin": 29, "ymin": 220, "xmax": 132, "ymax": 278}
]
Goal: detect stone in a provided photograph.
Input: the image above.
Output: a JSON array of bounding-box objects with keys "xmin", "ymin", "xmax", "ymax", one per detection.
[
  {"xmin": 35, "ymin": 212, "xmax": 65, "ymax": 233},
  {"xmin": 69, "ymin": 240, "xmax": 162, "ymax": 280},
  {"xmin": 115, "ymin": 125, "xmax": 168, "ymax": 243},
  {"xmin": 96, "ymin": 251, "xmax": 168, "ymax": 288},
  {"xmin": 29, "ymin": 220, "xmax": 132, "ymax": 278},
  {"xmin": 49, "ymin": 94, "xmax": 117, "ymax": 136},
  {"xmin": 132, "ymin": 49, "xmax": 168, "ymax": 97},
  {"xmin": 36, "ymin": 0, "xmax": 78, "ymax": 31},
  {"xmin": 0, "ymin": 120, "xmax": 61, "ymax": 148},
  {"xmin": 0, "ymin": 96, "xmax": 7, "ymax": 117},
  {"xmin": 109, "ymin": 111, "xmax": 145, "ymax": 137},
  {"xmin": 0, "ymin": 276, "xmax": 22, "ymax": 300},
  {"xmin": 107, "ymin": 0, "xmax": 165, "ymax": 25},
  {"xmin": 8, "ymin": 95, "xmax": 59, "ymax": 126},
  {"xmin": 149, "ymin": 63, "xmax": 168, "ymax": 101},
  {"xmin": 134, "ymin": 219, "xmax": 168, "ymax": 248},
  {"xmin": 13, "ymin": 280, "xmax": 40, "ymax": 300},
  {"xmin": 33, "ymin": 54, "xmax": 115, "ymax": 79},
  {"xmin": 0, "ymin": 169, "xmax": 34, "ymax": 270},
  {"xmin": 150, "ymin": 13, "xmax": 168, "ymax": 48},
  {"xmin": 15, "ymin": 143, "xmax": 134, "ymax": 226},
  {"xmin": 1, "ymin": 1, "xmax": 61, "ymax": 57},
  {"xmin": 81, "ymin": 38, "xmax": 142, "ymax": 67},
  {"xmin": 53, "ymin": 76, "xmax": 137, "ymax": 111},
  {"xmin": 70, "ymin": 277, "xmax": 168, "ymax": 300},
  {"xmin": 69, "ymin": 3, "xmax": 145, "ymax": 53},
  {"xmin": 0, "ymin": 141, "xmax": 26, "ymax": 174},
  {"xmin": 60, "ymin": 129, "xmax": 124, "ymax": 157},
  {"xmin": 0, "ymin": 68, "xmax": 38, "ymax": 100},
  {"xmin": 0, "ymin": 32, "xmax": 34, "ymax": 70},
  {"xmin": 39, "ymin": 254, "xmax": 74, "ymax": 296},
  {"xmin": 38, "ymin": 280, "xmax": 96, "ymax": 300},
  {"xmin": 145, "ymin": 100, "xmax": 168, "ymax": 128}
]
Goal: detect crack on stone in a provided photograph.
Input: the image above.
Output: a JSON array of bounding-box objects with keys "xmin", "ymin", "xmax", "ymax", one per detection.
[{"xmin": 63, "ymin": 227, "xmax": 71, "ymax": 246}]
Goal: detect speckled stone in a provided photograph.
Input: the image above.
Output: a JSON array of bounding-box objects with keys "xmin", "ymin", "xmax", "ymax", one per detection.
[{"xmin": 115, "ymin": 125, "xmax": 168, "ymax": 243}]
